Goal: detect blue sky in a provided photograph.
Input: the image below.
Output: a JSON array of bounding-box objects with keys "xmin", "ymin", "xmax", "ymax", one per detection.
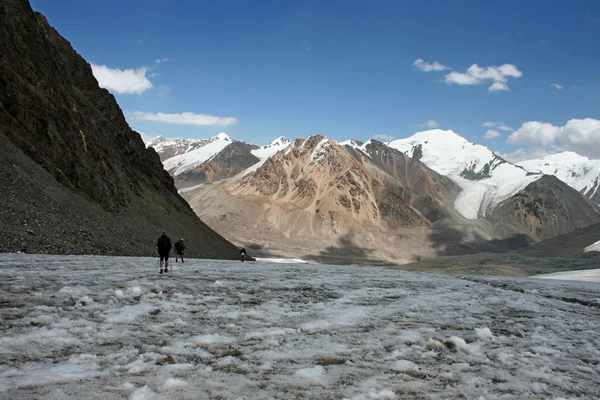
[{"xmin": 32, "ymin": 0, "xmax": 600, "ymax": 159}]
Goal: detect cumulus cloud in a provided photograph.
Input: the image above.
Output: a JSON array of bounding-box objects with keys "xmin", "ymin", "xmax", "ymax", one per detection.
[
  {"xmin": 550, "ymin": 83, "xmax": 564, "ymax": 90},
  {"xmin": 413, "ymin": 59, "xmax": 450, "ymax": 72},
  {"xmin": 91, "ymin": 64, "xmax": 153, "ymax": 94},
  {"xmin": 507, "ymin": 118, "xmax": 600, "ymax": 159},
  {"xmin": 484, "ymin": 130, "xmax": 501, "ymax": 139},
  {"xmin": 483, "ymin": 121, "xmax": 514, "ymax": 132},
  {"xmin": 445, "ymin": 63, "xmax": 523, "ymax": 91},
  {"xmin": 373, "ymin": 134, "xmax": 394, "ymax": 142},
  {"xmin": 130, "ymin": 111, "xmax": 239, "ymax": 126},
  {"xmin": 420, "ymin": 120, "xmax": 440, "ymax": 128}
]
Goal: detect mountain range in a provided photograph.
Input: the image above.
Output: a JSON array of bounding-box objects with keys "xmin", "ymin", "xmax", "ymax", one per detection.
[{"xmin": 148, "ymin": 130, "xmax": 600, "ymax": 263}]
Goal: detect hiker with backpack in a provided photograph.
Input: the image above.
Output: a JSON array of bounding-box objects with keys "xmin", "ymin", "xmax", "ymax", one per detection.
[
  {"xmin": 157, "ymin": 232, "xmax": 172, "ymax": 274},
  {"xmin": 175, "ymin": 238, "xmax": 186, "ymax": 263}
]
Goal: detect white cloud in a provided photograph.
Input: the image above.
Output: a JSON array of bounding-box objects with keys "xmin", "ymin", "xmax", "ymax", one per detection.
[
  {"xmin": 420, "ymin": 120, "xmax": 440, "ymax": 128},
  {"xmin": 484, "ymin": 122, "xmax": 514, "ymax": 132},
  {"xmin": 91, "ymin": 64, "xmax": 153, "ymax": 94},
  {"xmin": 489, "ymin": 82, "xmax": 509, "ymax": 92},
  {"xmin": 130, "ymin": 111, "xmax": 238, "ymax": 126},
  {"xmin": 156, "ymin": 58, "xmax": 168, "ymax": 64},
  {"xmin": 550, "ymin": 83, "xmax": 564, "ymax": 90},
  {"xmin": 484, "ymin": 130, "xmax": 501, "ymax": 139},
  {"xmin": 373, "ymin": 134, "xmax": 394, "ymax": 142},
  {"xmin": 507, "ymin": 118, "xmax": 600, "ymax": 158},
  {"xmin": 445, "ymin": 63, "xmax": 523, "ymax": 91},
  {"xmin": 413, "ymin": 59, "xmax": 450, "ymax": 72}
]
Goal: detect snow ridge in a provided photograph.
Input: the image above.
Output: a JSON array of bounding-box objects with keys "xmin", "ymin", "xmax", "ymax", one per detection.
[
  {"xmin": 162, "ymin": 133, "xmax": 232, "ymax": 176},
  {"xmin": 518, "ymin": 152, "xmax": 600, "ymax": 203},
  {"xmin": 387, "ymin": 129, "xmax": 541, "ymax": 219}
]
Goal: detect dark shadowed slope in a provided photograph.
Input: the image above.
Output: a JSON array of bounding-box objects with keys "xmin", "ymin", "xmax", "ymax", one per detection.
[
  {"xmin": 0, "ymin": 0, "xmax": 238, "ymax": 258},
  {"xmin": 516, "ymin": 222, "xmax": 600, "ymax": 257}
]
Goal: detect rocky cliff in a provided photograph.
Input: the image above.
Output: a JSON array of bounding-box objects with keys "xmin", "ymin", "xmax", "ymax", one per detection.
[{"xmin": 0, "ymin": 0, "xmax": 239, "ymax": 258}]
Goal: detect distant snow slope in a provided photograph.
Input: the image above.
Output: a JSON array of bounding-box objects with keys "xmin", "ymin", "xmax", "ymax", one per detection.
[
  {"xmin": 1, "ymin": 254, "xmax": 599, "ymax": 399},
  {"xmin": 536, "ymin": 268, "xmax": 600, "ymax": 282},
  {"xmin": 584, "ymin": 239, "xmax": 600, "ymax": 253},
  {"xmin": 386, "ymin": 130, "xmax": 541, "ymax": 219},
  {"xmin": 162, "ymin": 133, "xmax": 233, "ymax": 176},
  {"xmin": 518, "ymin": 152, "xmax": 600, "ymax": 204},
  {"xmin": 241, "ymin": 136, "xmax": 291, "ymax": 176}
]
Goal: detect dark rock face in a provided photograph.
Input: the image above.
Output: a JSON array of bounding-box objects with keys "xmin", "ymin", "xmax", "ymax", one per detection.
[
  {"xmin": 517, "ymin": 222, "xmax": 600, "ymax": 257},
  {"xmin": 493, "ymin": 175, "xmax": 600, "ymax": 241},
  {"xmin": 0, "ymin": 0, "xmax": 239, "ymax": 258},
  {"xmin": 357, "ymin": 140, "xmax": 458, "ymax": 223},
  {"xmin": 177, "ymin": 142, "xmax": 260, "ymax": 183}
]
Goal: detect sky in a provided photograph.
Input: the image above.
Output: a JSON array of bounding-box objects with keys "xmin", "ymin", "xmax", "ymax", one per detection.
[{"xmin": 31, "ymin": 0, "xmax": 600, "ymax": 160}]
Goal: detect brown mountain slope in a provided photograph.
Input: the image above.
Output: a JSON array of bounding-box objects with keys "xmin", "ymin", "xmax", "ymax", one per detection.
[
  {"xmin": 515, "ymin": 222, "xmax": 600, "ymax": 257},
  {"xmin": 177, "ymin": 141, "xmax": 260, "ymax": 184},
  {"xmin": 491, "ymin": 175, "xmax": 600, "ymax": 241},
  {"xmin": 185, "ymin": 136, "xmax": 460, "ymax": 263},
  {"xmin": 0, "ymin": 0, "xmax": 238, "ymax": 258}
]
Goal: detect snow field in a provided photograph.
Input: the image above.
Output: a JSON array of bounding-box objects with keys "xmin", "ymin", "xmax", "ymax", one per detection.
[{"xmin": 0, "ymin": 254, "xmax": 599, "ymax": 399}]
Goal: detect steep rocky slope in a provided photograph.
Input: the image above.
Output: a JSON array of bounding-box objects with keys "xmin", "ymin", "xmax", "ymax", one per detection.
[
  {"xmin": 184, "ymin": 135, "xmax": 463, "ymax": 263},
  {"xmin": 516, "ymin": 222, "xmax": 600, "ymax": 258},
  {"xmin": 495, "ymin": 176, "xmax": 600, "ymax": 241},
  {"xmin": 0, "ymin": 0, "xmax": 238, "ymax": 258},
  {"xmin": 518, "ymin": 152, "xmax": 600, "ymax": 204}
]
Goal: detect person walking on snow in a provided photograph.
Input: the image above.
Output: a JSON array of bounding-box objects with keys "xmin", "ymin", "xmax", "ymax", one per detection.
[
  {"xmin": 175, "ymin": 238, "xmax": 186, "ymax": 263},
  {"xmin": 157, "ymin": 232, "xmax": 172, "ymax": 274},
  {"xmin": 240, "ymin": 247, "xmax": 246, "ymax": 262}
]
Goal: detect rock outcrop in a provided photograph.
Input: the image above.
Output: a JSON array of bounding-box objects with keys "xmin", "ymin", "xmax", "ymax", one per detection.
[{"xmin": 0, "ymin": 0, "xmax": 239, "ymax": 258}]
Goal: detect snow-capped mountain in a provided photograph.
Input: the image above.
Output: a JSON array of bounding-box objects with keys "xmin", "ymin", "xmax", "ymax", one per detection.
[
  {"xmin": 147, "ymin": 135, "xmax": 223, "ymax": 162},
  {"xmin": 518, "ymin": 152, "xmax": 600, "ymax": 204},
  {"xmin": 385, "ymin": 129, "xmax": 541, "ymax": 219},
  {"xmin": 242, "ymin": 136, "xmax": 292, "ymax": 176},
  {"xmin": 151, "ymin": 133, "xmax": 233, "ymax": 176},
  {"xmin": 148, "ymin": 134, "xmax": 292, "ymax": 183}
]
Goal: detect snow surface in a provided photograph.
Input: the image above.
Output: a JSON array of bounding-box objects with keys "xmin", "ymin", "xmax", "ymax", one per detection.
[
  {"xmin": 240, "ymin": 137, "xmax": 291, "ymax": 177},
  {"xmin": 255, "ymin": 257, "xmax": 311, "ymax": 264},
  {"xmin": 518, "ymin": 152, "xmax": 600, "ymax": 202},
  {"xmin": 387, "ymin": 130, "xmax": 542, "ymax": 219},
  {"xmin": 1, "ymin": 254, "xmax": 600, "ymax": 399},
  {"xmin": 536, "ymin": 269, "xmax": 600, "ymax": 283},
  {"xmin": 584, "ymin": 240, "xmax": 600, "ymax": 253},
  {"xmin": 162, "ymin": 133, "xmax": 232, "ymax": 176}
]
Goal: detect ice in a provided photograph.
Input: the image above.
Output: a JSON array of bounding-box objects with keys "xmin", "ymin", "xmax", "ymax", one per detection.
[
  {"xmin": 536, "ymin": 268, "xmax": 600, "ymax": 282},
  {"xmin": 584, "ymin": 240, "xmax": 600, "ymax": 253},
  {"xmin": 1, "ymin": 253, "xmax": 600, "ymax": 399}
]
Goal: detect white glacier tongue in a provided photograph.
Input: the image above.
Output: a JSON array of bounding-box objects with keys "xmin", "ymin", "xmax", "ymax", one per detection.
[
  {"xmin": 387, "ymin": 129, "xmax": 541, "ymax": 219},
  {"xmin": 1, "ymin": 253, "xmax": 600, "ymax": 399}
]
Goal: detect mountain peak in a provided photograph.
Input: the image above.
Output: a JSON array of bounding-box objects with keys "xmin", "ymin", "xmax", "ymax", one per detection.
[
  {"xmin": 215, "ymin": 132, "xmax": 231, "ymax": 141},
  {"xmin": 269, "ymin": 136, "xmax": 291, "ymax": 146}
]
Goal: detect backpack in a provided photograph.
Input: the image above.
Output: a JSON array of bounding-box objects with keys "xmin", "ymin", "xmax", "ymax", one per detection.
[{"xmin": 157, "ymin": 235, "xmax": 171, "ymax": 251}]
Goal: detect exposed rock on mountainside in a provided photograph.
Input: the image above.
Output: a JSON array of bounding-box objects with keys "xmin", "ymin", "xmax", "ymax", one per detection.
[
  {"xmin": 184, "ymin": 135, "xmax": 462, "ymax": 263},
  {"xmin": 516, "ymin": 222, "xmax": 600, "ymax": 258},
  {"xmin": 518, "ymin": 152, "xmax": 600, "ymax": 205},
  {"xmin": 0, "ymin": 0, "xmax": 239, "ymax": 258},
  {"xmin": 177, "ymin": 141, "xmax": 260, "ymax": 183},
  {"xmin": 493, "ymin": 176, "xmax": 600, "ymax": 241}
]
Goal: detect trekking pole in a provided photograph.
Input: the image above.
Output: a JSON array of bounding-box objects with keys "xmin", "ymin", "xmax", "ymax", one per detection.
[{"xmin": 156, "ymin": 257, "xmax": 160, "ymax": 273}]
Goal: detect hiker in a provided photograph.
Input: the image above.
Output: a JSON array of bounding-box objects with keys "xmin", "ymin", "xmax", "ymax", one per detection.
[
  {"xmin": 175, "ymin": 238, "xmax": 186, "ymax": 263},
  {"xmin": 157, "ymin": 232, "xmax": 172, "ymax": 274},
  {"xmin": 240, "ymin": 247, "xmax": 246, "ymax": 262}
]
